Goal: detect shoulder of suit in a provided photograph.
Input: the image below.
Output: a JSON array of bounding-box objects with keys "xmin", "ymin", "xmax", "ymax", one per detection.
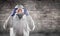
[{"xmin": 22, "ymin": 15, "xmax": 27, "ymax": 19}]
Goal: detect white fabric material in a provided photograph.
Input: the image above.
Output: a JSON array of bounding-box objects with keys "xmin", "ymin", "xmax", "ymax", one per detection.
[
  {"xmin": 3, "ymin": 5, "xmax": 35, "ymax": 36},
  {"xmin": 10, "ymin": 14, "xmax": 35, "ymax": 36},
  {"xmin": 10, "ymin": 28, "xmax": 15, "ymax": 36}
]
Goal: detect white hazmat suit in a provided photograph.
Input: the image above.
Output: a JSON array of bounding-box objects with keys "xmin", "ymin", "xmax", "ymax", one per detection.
[{"xmin": 3, "ymin": 5, "xmax": 35, "ymax": 36}]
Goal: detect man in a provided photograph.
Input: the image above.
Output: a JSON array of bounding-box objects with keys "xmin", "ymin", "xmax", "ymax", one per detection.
[{"xmin": 3, "ymin": 5, "xmax": 35, "ymax": 36}]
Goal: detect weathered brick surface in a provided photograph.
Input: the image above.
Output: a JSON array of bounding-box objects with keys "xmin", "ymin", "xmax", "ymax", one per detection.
[
  {"xmin": 0, "ymin": 1, "xmax": 60, "ymax": 36},
  {"xmin": 0, "ymin": 1, "xmax": 60, "ymax": 32},
  {"xmin": 24, "ymin": 1, "xmax": 60, "ymax": 32}
]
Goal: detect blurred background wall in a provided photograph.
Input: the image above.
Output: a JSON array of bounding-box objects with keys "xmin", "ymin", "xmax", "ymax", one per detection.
[{"xmin": 0, "ymin": 0, "xmax": 60, "ymax": 36}]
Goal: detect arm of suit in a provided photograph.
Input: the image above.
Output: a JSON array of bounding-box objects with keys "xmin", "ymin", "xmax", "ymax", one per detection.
[{"xmin": 26, "ymin": 15, "xmax": 35, "ymax": 31}]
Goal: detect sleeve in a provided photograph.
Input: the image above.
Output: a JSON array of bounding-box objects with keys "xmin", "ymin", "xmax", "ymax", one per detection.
[
  {"xmin": 3, "ymin": 8, "xmax": 17, "ymax": 29},
  {"xmin": 3, "ymin": 15, "xmax": 13, "ymax": 29},
  {"xmin": 6, "ymin": 16, "xmax": 13, "ymax": 29},
  {"xmin": 27, "ymin": 15, "xmax": 35, "ymax": 31}
]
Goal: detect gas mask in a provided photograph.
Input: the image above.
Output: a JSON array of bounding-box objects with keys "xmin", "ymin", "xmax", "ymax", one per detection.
[
  {"xmin": 16, "ymin": 7, "xmax": 24, "ymax": 19},
  {"xmin": 16, "ymin": 13, "xmax": 24, "ymax": 19}
]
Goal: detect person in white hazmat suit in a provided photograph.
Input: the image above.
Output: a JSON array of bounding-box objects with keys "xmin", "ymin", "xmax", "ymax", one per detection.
[{"xmin": 3, "ymin": 5, "xmax": 35, "ymax": 36}]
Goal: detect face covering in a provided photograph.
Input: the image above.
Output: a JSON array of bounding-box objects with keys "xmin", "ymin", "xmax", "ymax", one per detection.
[{"xmin": 16, "ymin": 13, "xmax": 24, "ymax": 19}]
